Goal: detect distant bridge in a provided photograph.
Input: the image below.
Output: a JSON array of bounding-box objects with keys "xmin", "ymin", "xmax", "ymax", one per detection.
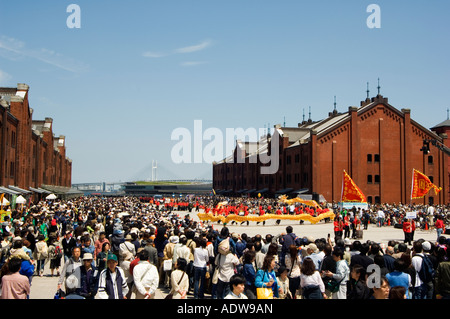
[{"xmin": 72, "ymin": 180, "xmax": 212, "ymax": 194}]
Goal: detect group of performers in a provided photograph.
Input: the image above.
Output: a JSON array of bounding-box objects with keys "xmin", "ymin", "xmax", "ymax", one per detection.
[{"xmin": 141, "ymin": 194, "xmax": 336, "ymax": 225}]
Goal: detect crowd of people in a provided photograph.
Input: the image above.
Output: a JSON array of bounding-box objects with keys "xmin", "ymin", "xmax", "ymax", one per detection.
[{"xmin": 0, "ymin": 194, "xmax": 448, "ymax": 300}]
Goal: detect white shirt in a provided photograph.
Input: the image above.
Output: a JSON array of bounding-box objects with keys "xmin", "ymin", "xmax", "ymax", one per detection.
[
  {"xmin": 133, "ymin": 261, "xmax": 159, "ymax": 296},
  {"xmin": 411, "ymin": 254, "xmax": 424, "ymax": 287},
  {"xmin": 121, "ymin": 260, "xmax": 133, "ymax": 284},
  {"xmin": 216, "ymin": 253, "xmax": 239, "ymax": 282},
  {"xmin": 58, "ymin": 258, "xmax": 82, "ymax": 287},
  {"xmin": 333, "ymin": 260, "xmax": 350, "ymax": 284},
  {"xmin": 173, "ymin": 244, "xmax": 191, "ymax": 263},
  {"xmin": 206, "ymin": 243, "xmax": 215, "ymax": 259},
  {"xmin": 285, "ymin": 255, "xmax": 301, "ymax": 278},
  {"xmin": 255, "ymin": 251, "xmax": 265, "ymax": 270},
  {"xmin": 193, "ymin": 247, "xmax": 209, "ymax": 268},
  {"xmin": 225, "ymin": 291, "xmax": 248, "ymax": 299},
  {"xmin": 300, "ymin": 271, "xmax": 325, "ymax": 293},
  {"xmin": 119, "ymin": 241, "xmax": 136, "ymax": 259}
]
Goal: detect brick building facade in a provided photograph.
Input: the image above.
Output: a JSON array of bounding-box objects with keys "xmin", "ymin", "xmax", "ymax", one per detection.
[
  {"xmin": 0, "ymin": 83, "xmax": 72, "ymax": 198},
  {"xmin": 213, "ymin": 94, "xmax": 449, "ymax": 205}
]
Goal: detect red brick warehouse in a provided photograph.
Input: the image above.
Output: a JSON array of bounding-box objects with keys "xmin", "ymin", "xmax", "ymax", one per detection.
[
  {"xmin": 0, "ymin": 83, "xmax": 72, "ymax": 200},
  {"xmin": 213, "ymin": 93, "xmax": 449, "ymax": 205}
]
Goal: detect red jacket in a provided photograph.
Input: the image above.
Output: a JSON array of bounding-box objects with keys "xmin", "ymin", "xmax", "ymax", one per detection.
[
  {"xmin": 403, "ymin": 221, "xmax": 412, "ymax": 233},
  {"xmin": 334, "ymin": 221, "xmax": 343, "ymax": 232}
]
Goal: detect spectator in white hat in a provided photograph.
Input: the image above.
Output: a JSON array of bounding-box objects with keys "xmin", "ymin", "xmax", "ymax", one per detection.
[
  {"xmin": 305, "ymin": 243, "xmax": 322, "ymax": 270},
  {"xmin": 79, "ymin": 253, "xmax": 98, "ymax": 299},
  {"xmin": 64, "ymin": 274, "xmax": 85, "ymax": 299}
]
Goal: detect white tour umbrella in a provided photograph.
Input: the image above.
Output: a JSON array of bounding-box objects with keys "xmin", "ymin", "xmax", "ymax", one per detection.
[
  {"xmin": 16, "ymin": 195, "xmax": 26, "ymax": 204},
  {"xmin": 1, "ymin": 197, "xmax": 10, "ymax": 206},
  {"xmin": 46, "ymin": 193, "xmax": 57, "ymax": 200}
]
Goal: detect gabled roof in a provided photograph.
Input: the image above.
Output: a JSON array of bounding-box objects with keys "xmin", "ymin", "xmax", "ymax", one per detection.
[
  {"xmin": 277, "ymin": 127, "xmax": 310, "ymax": 143},
  {"xmin": 306, "ymin": 112, "xmax": 349, "ymax": 136},
  {"xmin": 431, "ymin": 119, "xmax": 450, "ymax": 130},
  {"xmin": 214, "ymin": 154, "xmax": 235, "ymax": 165},
  {"xmin": 245, "ymin": 135, "xmax": 269, "ymax": 158},
  {"xmin": 216, "ymin": 94, "xmax": 443, "ymax": 163},
  {"xmin": 236, "ymin": 140, "xmax": 259, "ymax": 155},
  {"xmin": 313, "ymin": 95, "xmax": 441, "ymax": 141}
]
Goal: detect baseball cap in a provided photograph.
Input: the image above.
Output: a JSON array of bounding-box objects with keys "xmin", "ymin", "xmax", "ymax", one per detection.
[
  {"xmin": 422, "ymin": 241, "xmax": 431, "ymax": 251},
  {"xmin": 107, "ymin": 253, "xmax": 118, "ymax": 262}
]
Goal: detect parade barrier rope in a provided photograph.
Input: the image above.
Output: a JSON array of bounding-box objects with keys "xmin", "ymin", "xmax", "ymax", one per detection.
[{"xmin": 197, "ymin": 210, "xmax": 335, "ymax": 225}]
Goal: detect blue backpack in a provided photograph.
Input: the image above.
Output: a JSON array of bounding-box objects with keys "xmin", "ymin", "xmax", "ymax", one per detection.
[{"xmin": 417, "ymin": 254, "xmax": 434, "ymax": 283}]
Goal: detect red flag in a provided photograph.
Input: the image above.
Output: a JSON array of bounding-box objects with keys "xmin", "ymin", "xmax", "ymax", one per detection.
[
  {"xmin": 341, "ymin": 170, "xmax": 367, "ymax": 202},
  {"xmin": 411, "ymin": 169, "xmax": 441, "ymax": 199}
]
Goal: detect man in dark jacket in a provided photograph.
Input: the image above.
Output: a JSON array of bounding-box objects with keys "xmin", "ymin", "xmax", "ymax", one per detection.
[
  {"xmin": 280, "ymin": 226, "xmax": 298, "ymax": 267},
  {"xmin": 383, "ymin": 246, "xmax": 396, "ymax": 273},
  {"xmin": 143, "ymin": 238, "xmax": 158, "ymax": 266},
  {"xmin": 109, "ymin": 229, "xmax": 125, "ymax": 261},
  {"xmin": 79, "ymin": 253, "xmax": 99, "ymax": 299},
  {"xmin": 62, "ymin": 231, "xmax": 77, "ymax": 263},
  {"xmin": 350, "ymin": 242, "xmax": 374, "ymax": 270},
  {"xmin": 363, "ymin": 211, "xmax": 370, "ymax": 230}
]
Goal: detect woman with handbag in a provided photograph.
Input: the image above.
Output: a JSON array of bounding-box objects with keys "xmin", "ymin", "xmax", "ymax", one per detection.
[
  {"xmin": 163, "ymin": 235, "xmax": 178, "ymax": 288},
  {"xmin": 277, "ymin": 266, "xmax": 292, "ymax": 299},
  {"xmin": 168, "ymin": 257, "xmax": 189, "ymax": 299},
  {"xmin": 215, "ymin": 246, "xmax": 240, "ymax": 299},
  {"xmin": 323, "ymin": 247, "xmax": 349, "ymax": 299},
  {"xmin": 255, "ymin": 255, "xmax": 282, "ymax": 299},
  {"xmin": 284, "ymin": 245, "xmax": 301, "ymax": 298}
]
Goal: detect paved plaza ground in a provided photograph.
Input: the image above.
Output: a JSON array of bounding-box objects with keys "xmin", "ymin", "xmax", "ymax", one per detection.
[{"xmin": 28, "ymin": 213, "xmax": 445, "ymax": 299}]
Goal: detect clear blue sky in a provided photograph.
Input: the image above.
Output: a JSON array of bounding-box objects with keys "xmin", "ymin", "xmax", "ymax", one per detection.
[{"xmin": 0, "ymin": 1, "xmax": 449, "ymax": 183}]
